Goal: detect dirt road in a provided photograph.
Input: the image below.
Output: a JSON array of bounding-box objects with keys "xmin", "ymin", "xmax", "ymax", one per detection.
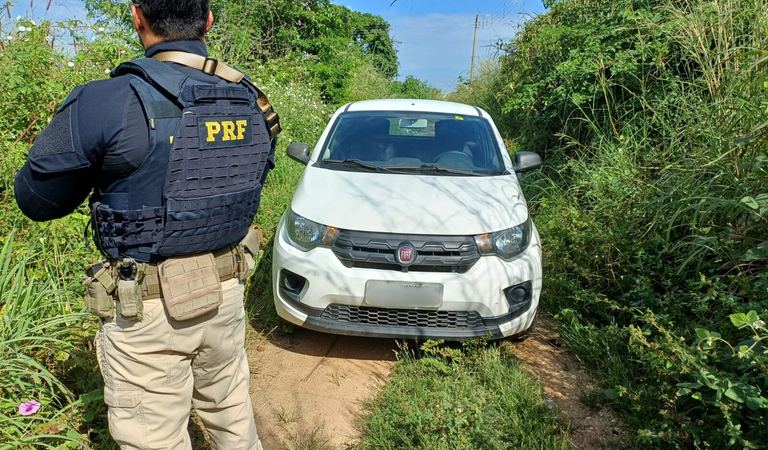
[
  {"xmin": 246, "ymin": 328, "xmax": 399, "ymax": 449},
  {"xmin": 242, "ymin": 317, "xmax": 629, "ymax": 450}
]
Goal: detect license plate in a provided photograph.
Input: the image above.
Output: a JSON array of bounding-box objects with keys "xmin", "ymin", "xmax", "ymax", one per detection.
[{"xmin": 363, "ymin": 280, "xmax": 444, "ymax": 308}]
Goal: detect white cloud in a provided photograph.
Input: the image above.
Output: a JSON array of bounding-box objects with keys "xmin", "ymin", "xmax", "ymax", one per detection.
[{"xmin": 388, "ymin": 12, "xmax": 525, "ymax": 92}]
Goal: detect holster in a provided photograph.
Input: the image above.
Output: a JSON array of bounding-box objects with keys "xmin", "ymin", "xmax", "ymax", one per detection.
[
  {"xmin": 116, "ymin": 259, "xmax": 146, "ymax": 321},
  {"xmin": 236, "ymin": 226, "xmax": 262, "ymax": 282},
  {"xmin": 80, "ymin": 262, "xmax": 117, "ymax": 319}
]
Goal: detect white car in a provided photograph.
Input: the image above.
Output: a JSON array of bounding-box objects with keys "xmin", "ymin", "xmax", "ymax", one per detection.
[{"xmin": 272, "ymin": 99, "xmax": 542, "ymax": 340}]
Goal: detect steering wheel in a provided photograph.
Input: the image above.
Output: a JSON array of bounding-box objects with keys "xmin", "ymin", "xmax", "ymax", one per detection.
[{"xmin": 436, "ymin": 151, "xmax": 475, "ymax": 167}]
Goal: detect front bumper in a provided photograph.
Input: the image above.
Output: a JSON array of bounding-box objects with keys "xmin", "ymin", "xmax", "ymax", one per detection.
[{"xmin": 272, "ymin": 215, "xmax": 542, "ymax": 340}]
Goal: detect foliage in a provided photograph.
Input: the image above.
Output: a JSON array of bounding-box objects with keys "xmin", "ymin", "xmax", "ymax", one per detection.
[
  {"xmin": 354, "ymin": 340, "xmax": 571, "ymax": 450},
  {"xmin": 83, "ymin": 0, "xmax": 400, "ymax": 103},
  {"xmin": 390, "ymin": 75, "xmax": 441, "ymax": 100},
  {"xmin": 347, "ymin": 64, "xmax": 442, "ymax": 102},
  {"xmin": 0, "ymin": 233, "xmax": 106, "ymax": 449},
  {"xmin": 461, "ymin": 0, "xmax": 768, "ymax": 447},
  {"xmin": 448, "ymin": 59, "xmax": 508, "ymax": 132}
]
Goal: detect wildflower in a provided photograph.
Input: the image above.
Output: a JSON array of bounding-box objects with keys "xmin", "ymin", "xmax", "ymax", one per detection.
[
  {"xmin": 16, "ymin": 15, "xmax": 21, "ymax": 20},
  {"xmin": 68, "ymin": 61, "xmax": 74, "ymax": 67},
  {"xmin": 7, "ymin": 35, "xmax": 12, "ymax": 40},
  {"xmin": 297, "ymin": 20, "xmax": 302, "ymax": 26},
  {"xmin": 18, "ymin": 26, "xmax": 26, "ymax": 31},
  {"xmin": 31, "ymin": 20, "xmax": 36, "ymax": 25},
  {"xmin": 98, "ymin": 27, "xmax": 104, "ymax": 32},
  {"xmin": 105, "ymin": 69, "xmax": 110, "ymax": 73},
  {"xmin": 19, "ymin": 401, "xmax": 41, "ymax": 416}
]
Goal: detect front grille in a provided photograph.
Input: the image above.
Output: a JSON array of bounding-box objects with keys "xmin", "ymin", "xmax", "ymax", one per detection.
[
  {"xmin": 321, "ymin": 304, "xmax": 486, "ymax": 329},
  {"xmin": 332, "ymin": 230, "xmax": 480, "ymax": 273}
]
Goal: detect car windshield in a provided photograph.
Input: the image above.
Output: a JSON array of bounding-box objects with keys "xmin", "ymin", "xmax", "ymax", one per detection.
[{"xmin": 317, "ymin": 111, "xmax": 505, "ymax": 175}]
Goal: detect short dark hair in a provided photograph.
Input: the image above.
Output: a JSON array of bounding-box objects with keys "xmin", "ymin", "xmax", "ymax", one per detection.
[{"xmin": 135, "ymin": 0, "xmax": 210, "ymax": 41}]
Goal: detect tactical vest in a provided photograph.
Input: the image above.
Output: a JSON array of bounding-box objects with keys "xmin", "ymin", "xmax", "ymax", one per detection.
[{"xmin": 90, "ymin": 57, "xmax": 276, "ymax": 262}]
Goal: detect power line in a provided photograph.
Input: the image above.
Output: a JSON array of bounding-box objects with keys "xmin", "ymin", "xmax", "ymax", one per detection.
[{"xmin": 477, "ymin": 0, "xmax": 530, "ymax": 30}]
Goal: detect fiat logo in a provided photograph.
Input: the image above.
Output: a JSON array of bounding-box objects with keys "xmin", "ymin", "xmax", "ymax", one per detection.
[{"xmin": 396, "ymin": 244, "xmax": 416, "ymax": 265}]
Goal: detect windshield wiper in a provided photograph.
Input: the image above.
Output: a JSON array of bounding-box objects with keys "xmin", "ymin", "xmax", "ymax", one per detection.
[
  {"xmin": 391, "ymin": 164, "xmax": 484, "ymax": 176},
  {"xmin": 323, "ymin": 159, "xmax": 399, "ymax": 173}
]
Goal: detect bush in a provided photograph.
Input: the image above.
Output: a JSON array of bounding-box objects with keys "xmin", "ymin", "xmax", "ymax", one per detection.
[{"xmin": 487, "ymin": 0, "xmax": 768, "ymax": 447}]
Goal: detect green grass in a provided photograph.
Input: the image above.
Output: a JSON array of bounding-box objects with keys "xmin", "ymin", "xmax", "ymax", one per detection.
[
  {"xmin": 354, "ymin": 340, "xmax": 572, "ymax": 450},
  {"xmin": 0, "ymin": 234, "xmax": 99, "ymax": 449}
]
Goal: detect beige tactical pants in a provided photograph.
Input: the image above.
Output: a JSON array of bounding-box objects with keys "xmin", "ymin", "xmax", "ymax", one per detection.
[{"xmin": 95, "ymin": 278, "xmax": 262, "ymax": 450}]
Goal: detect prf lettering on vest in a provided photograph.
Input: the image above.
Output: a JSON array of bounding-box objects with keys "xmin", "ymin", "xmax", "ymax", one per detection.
[
  {"xmin": 198, "ymin": 115, "xmax": 253, "ymax": 149},
  {"xmin": 205, "ymin": 120, "xmax": 248, "ymax": 142}
]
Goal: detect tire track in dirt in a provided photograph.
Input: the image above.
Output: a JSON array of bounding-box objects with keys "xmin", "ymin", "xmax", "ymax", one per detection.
[{"xmin": 507, "ymin": 316, "xmax": 630, "ymax": 450}]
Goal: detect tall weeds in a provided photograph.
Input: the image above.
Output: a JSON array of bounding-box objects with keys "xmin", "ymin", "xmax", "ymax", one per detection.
[
  {"xmin": 477, "ymin": 0, "xmax": 768, "ymax": 447},
  {"xmin": 0, "ymin": 234, "xmax": 93, "ymax": 448}
]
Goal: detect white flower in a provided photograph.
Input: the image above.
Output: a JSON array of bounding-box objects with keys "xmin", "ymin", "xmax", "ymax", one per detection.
[
  {"xmin": 98, "ymin": 27, "xmax": 104, "ymax": 32},
  {"xmin": 16, "ymin": 15, "xmax": 21, "ymax": 20},
  {"xmin": 68, "ymin": 62, "xmax": 75, "ymax": 67},
  {"xmin": 31, "ymin": 20, "xmax": 36, "ymax": 25},
  {"xmin": 91, "ymin": 36, "xmax": 96, "ymax": 41},
  {"xmin": 18, "ymin": 26, "xmax": 26, "ymax": 32},
  {"xmin": 7, "ymin": 35, "xmax": 12, "ymax": 40},
  {"xmin": 105, "ymin": 69, "xmax": 110, "ymax": 73}
]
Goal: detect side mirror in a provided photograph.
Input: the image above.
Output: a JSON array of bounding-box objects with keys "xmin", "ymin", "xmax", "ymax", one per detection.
[
  {"xmin": 287, "ymin": 142, "xmax": 311, "ymax": 165},
  {"xmin": 513, "ymin": 151, "xmax": 542, "ymax": 173}
]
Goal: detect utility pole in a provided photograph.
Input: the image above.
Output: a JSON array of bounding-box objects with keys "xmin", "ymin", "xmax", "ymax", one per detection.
[{"xmin": 470, "ymin": 14, "xmax": 478, "ymax": 81}]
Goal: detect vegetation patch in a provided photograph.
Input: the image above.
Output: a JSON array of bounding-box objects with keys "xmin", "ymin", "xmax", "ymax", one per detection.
[
  {"xmin": 354, "ymin": 340, "xmax": 571, "ymax": 450},
  {"xmin": 455, "ymin": 0, "xmax": 768, "ymax": 447}
]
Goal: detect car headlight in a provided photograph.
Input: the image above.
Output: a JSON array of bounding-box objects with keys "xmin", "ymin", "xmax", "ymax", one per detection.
[
  {"xmin": 285, "ymin": 209, "xmax": 338, "ymax": 251},
  {"xmin": 474, "ymin": 218, "xmax": 532, "ymax": 260}
]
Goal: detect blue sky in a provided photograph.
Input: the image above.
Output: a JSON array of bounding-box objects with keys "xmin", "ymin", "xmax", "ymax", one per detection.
[
  {"xmin": 336, "ymin": 0, "xmax": 547, "ymax": 91},
  {"xmin": 8, "ymin": 0, "xmax": 546, "ymax": 92}
]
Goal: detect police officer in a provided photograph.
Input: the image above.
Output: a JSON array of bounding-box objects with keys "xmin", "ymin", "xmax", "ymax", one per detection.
[{"xmin": 14, "ymin": 1, "xmax": 278, "ymax": 448}]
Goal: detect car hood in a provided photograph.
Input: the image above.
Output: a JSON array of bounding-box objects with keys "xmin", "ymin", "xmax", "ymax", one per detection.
[{"xmin": 290, "ymin": 166, "xmax": 530, "ymax": 235}]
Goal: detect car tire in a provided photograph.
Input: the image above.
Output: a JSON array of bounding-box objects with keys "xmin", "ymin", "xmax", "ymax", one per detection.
[{"xmin": 507, "ymin": 310, "xmax": 538, "ymax": 342}]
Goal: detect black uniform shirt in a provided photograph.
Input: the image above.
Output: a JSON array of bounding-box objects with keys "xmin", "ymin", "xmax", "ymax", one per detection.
[{"xmin": 14, "ymin": 40, "xmax": 276, "ymax": 222}]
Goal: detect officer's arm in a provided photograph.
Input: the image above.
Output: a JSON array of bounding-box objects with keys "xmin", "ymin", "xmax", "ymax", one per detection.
[
  {"xmin": 15, "ymin": 79, "xmax": 146, "ymax": 222},
  {"xmin": 14, "ymin": 165, "xmax": 93, "ymax": 221},
  {"xmin": 14, "ymin": 87, "xmax": 95, "ymax": 221}
]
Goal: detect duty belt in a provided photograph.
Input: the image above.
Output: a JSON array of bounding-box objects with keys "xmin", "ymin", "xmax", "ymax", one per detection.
[{"xmin": 109, "ymin": 245, "xmax": 243, "ymax": 300}]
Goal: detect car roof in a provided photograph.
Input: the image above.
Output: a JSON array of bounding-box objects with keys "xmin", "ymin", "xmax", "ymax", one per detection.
[{"xmin": 344, "ymin": 99, "xmax": 485, "ymax": 117}]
